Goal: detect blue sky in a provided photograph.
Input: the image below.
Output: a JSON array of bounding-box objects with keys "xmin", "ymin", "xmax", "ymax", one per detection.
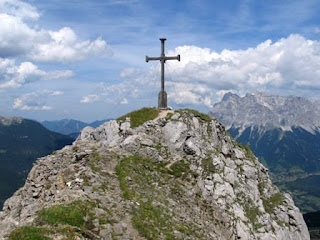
[{"xmin": 0, "ymin": 0, "xmax": 320, "ymax": 122}]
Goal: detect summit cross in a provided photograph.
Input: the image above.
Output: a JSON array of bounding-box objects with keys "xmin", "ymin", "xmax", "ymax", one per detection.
[{"xmin": 146, "ymin": 38, "xmax": 180, "ymax": 109}]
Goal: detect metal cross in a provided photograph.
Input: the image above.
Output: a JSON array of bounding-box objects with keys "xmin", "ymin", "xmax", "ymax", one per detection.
[{"xmin": 146, "ymin": 38, "xmax": 180, "ymax": 109}]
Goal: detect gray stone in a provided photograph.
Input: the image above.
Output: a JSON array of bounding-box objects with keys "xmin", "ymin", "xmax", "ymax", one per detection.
[{"xmin": 0, "ymin": 109, "xmax": 310, "ymax": 240}]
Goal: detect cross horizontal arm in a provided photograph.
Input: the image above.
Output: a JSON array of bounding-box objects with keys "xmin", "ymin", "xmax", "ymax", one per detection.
[
  {"xmin": 145, "ymin": 56, "xmax": 161, "ymax": 62},
  {"xmin": 145, "ymin": 54, "xmax": 180, "ymax": 62},
  {"xmin": 164, "ymin": 55, "xmax": 180, "ymax": 61}
]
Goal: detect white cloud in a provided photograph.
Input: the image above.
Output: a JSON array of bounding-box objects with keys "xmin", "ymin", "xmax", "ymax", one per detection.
[
  {"xmin": 12, "ymin": 90, "xmax": 62, "ymax": 111},
  {"xmin": 0, "ymin": 58, "xmax": 73, "ymax": 89},
  {"xmin": 80, "ymin": 94, "xmax": 99, "ymax": 103},
  {"xmin": 51, "ymin": 91, "xmax": 64, "ymax": 96},
  {"xmin": 120, "ymin": 68, "xmax": 142, "ymax": 78},
  {"xmin": 0, "ymin": 13, "xmax": 39, "ymax": 57},
  {"xmin": 0, "ymin": 0, "xmax": 40, "ymax": 20},
  {"xmin": 30, "ymin": 28, "xmax": 111, "ymax": 62},
  {"xmin": 100, "ymin": 34, "xmax": 320, "ymax": 108},
  {"xmin": 165, "ymin": 34, "xmax": 320, "ymax": 101},
  {"xmin": 0, "ymin": 3, "xmax": 111, "ymax": 61}
]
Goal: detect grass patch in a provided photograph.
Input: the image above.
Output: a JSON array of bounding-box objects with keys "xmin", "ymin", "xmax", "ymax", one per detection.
[
  {"xmin": 178, "ymin": 109, "xmax": 211, "ymax": 122},
  {"xmin": 263, "ymin": 193, "xmax": 285, "ymax": 214},
  {"xmin": 117, "ymin": 107, "xmax": 159, "ymax": 128},
  {"xmin": 9, "ymin": 226, "xmax": 52, "ymax": 240},
  {"xmin": 115, "ymin": 155, "xmax": 200, "ymax": 239},
  {"xmin": 201, "ymin": 157, "xmax": 217, "ymax": 176},
  {"xmin": 132, "ymin": 199, "xmax": 175, "ymax": 239},
  {"xmin": 165, "ymin": 112, "xmax": 174, "ymax": 120},
  {"xmin": 244, "ymin": 204, "xmax": 260, "ymax": 224},
  {"xmin": 169, "ymin": 160, "xmax": 191, "ymax": 178},
  {"xmin": 89, "ymin": 148, "xmax": 102, "ymax": 172},
  {"xmin": 35, "ymin": 200, "xmax": 95, "ymax": 229}
]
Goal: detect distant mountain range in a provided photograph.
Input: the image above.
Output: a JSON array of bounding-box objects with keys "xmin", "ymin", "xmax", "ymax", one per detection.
[
  {"xmin": 0, "ymin": 116, "xmax": 74, "ymax": 207},
  {"xmin": 210, "ymin": 92, "xmax": 320, "ymax": 213},
  {"xmin": 41, "ymin": 119, "xmax": 110, "ymax": 138}
]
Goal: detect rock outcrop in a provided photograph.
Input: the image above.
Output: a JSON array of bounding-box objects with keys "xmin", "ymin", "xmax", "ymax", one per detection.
[{"xmin": 0, "ymin": 109, "xmax": 310, "ymax": 239}]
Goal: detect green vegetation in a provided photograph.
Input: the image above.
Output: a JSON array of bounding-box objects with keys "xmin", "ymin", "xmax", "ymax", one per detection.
[
  {"xmin": 278, "ymin": 175, "xmax": 320, "ymax": 213},
  {"xmin": 237, "ymin": 143, "xmax": 256, "ymax": 162},
  {"xmin": 0, "ymin": 119, "xmax": 73, "ymax": 208},
  {"xmin": 244, "ymin": 203, "xmax": 263, "ymax": 230},
  {"xmin": 9, "ymin": 227, "xmax": 52, "ymax": 240},
  {"xmin": 169, "ymin": 160, "xmax": 191, "ymax": 178},
  {"xmin": 117, "ymin": 107, "xmax": 159, "ymax": 128},
  {"xmin": 304, "ymin": 211, "xmax": 320, "ymax": 239},
  {"xmin": 165, "ymin": 112, "xmax": 174, "ymax": 120},
  {"xmin": 116, "ymin": 155, "xmax": 200, "ymax": 239},
  {"xmin": 263, "ymin": 193, "xmax": 285, "ymax": 214},
  {"xmin": 201, "ymin": 157, "xmax": 217, "ymax": 176},
  {"xmin": 178, "ymin": 109, "xmax": 211, "ymax": 122},
  {"xmin": 89, "ymin": 148, "xmax": 102, "ymax": 172},
  {"xmin": 10, "ymin": 200, "xmax": 108, "ymax": 240},
  {"xmin": 35, "ymin": 200, "xmax": 94, "ymax": 228}
]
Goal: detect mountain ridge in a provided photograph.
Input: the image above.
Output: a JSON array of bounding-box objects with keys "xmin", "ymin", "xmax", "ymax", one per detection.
[
  {"xmin": 41, "ymin": 118, "xmax": 111, "ymax": 136},
  {"xmin": 210, "ymin": 93, "xmax": 320, "ymax": 214},
  {"xmin": 0, "ymin": 108, "xmax": 310, "ymax": 239},
  {"xmin": 211, "ymin": 92, "xmax": 320, "ymax": 134},
  {"xmin": 0, "ymin": 116, "xmax": 74, "ymax": 208}
]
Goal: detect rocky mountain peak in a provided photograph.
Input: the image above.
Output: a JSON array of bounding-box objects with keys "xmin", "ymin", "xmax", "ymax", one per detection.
[
  {"xmin": 210, "ymin": 92, "xmax": 320, "ymax": 133},
  {"xmin": 0, "ymin": 108, "xmax": 310, "ymax": 239}
]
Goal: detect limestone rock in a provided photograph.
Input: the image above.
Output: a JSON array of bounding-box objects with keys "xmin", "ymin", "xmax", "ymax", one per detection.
[{"xmin": 0, "ymin": 109, "xmax": 310, "ymax": 240}]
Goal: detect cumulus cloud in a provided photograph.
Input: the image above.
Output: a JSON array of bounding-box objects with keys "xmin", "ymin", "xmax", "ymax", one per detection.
[
  {"xmin": 0, "ymin": 1, "xmax": 111, "ymax": 61},
  {"xmin": 12, "ymin": 90, "xmax": 62, "ymax": 111},
  {"xmin": 165, "ymin": 34, "xmax": 320, "ymax": 102},
  {"xmin": 0, "ymin": 13, "xmax": 39, "ymax": 57},
  {"xmin": 80, "ymin": 94, "xmax": 99, "ymax": 103},
  {"xmin": 100, "ymin": 34, "xmax": 320, "ymax": 108},
  {"xmin": 30, "ymin": 27, "xmax": 111, "ymax": 62},
  {"xmin": 0, "ymin": 58, "xmax": 73, "ymax": 89}
]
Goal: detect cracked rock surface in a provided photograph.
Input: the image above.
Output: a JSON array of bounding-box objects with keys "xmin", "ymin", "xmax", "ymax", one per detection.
[{"xmin": 0, "ymin": 109, "xmax": 310, "ymax": 240}]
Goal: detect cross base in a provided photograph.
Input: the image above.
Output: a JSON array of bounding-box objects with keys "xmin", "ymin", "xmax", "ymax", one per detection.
[{"xmin": 158, "ymin": 90, "xmax": 167, "ymax": 109}]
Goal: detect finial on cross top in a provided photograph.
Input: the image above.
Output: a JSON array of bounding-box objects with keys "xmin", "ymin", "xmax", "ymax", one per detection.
[{"xmin": 146, "ymin": 38, "xmax": 180, "ymax": 109}]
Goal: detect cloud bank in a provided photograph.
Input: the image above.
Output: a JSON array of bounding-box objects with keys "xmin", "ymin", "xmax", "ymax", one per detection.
[
  {"xmin": 13, "ymin": 90, "xmax": 63, "ymax": 111},
  {"xmin": 0, "ymin": 59, "xmax": 73, "ymax": 89},
  {"xmin": 166, "ymin": 34, "xmax": 320, "ymax": 103},
  {"xmin": 94, "ymin": 34, "xmax": 320, "ymax": 109}
]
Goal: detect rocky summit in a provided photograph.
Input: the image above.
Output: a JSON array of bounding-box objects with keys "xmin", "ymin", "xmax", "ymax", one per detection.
[{"xmin": 0, "ymin": 109, "xmax": 309, "ymax": 239}]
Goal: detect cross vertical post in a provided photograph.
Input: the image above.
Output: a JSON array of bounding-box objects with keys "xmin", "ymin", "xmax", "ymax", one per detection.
[{"xmin": 146, "ymin": 38, "xmax": 180, "ymax": 109}]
